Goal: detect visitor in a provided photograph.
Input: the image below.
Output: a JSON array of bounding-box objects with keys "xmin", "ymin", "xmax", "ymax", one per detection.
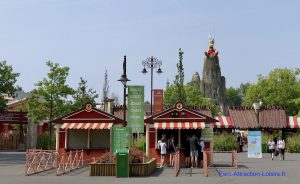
[
  {"xmin": 268, "ymin": 138, "xmax": 275, "ymax": 160},
  {"xmin": 158, "ymin": 138, "xmax": 167, "ymax": 168},
  {"xmin": 278, "ymin": 137, "xmax": 285, "ymax": 160},
  {"xmin": 273, "ymin": 137, "xmax": 279, "ymax": 158},
  {"xmin": 189, "ymin": 134, "xmax": 198, "ymax": 168},
  {"xmin": 184, "ymin": 135, "xmax": 191, "ymax": 168},
  {"xmin": 198, "ymin": 137, "xmax": 205, "ymax": 168},
  {"xmin": 168, "ymin": 134, "xmax": 175, "ymax": 166},
  {"xmin": 237, "ymin": 133, "xmax": 242, "ymax": 152}
]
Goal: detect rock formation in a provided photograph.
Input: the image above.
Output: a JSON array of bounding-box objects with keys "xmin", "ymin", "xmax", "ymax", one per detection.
[{"xmin": 192, "ymin": 37, "xmax": 226, "ymax": 113}]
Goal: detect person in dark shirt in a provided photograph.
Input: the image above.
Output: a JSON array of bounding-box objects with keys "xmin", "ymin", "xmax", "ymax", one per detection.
[
  {"xmin": 183, "ymin": 135, "xmax": 191, "ymax": 167},
  {"xmin": 189, "ymin": 134, "xmax": 199, "ymax": 168}
]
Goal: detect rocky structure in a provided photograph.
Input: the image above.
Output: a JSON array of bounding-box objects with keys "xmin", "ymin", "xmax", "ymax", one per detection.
[{"xmin": 192, "ymin": 37, "xmax": 226, "ymax": 113}]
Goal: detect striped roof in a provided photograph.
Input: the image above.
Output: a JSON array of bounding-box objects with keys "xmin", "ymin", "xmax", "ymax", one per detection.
[
  {"xmin": 287, "ymin": 116, "xmax": 300, "ymax": 128},
  {"xmin": 61, "ymin": 122, "xmax": 113, "ymax": 129},
  {"xmin": 154, "ymin": 122, "xmax": 205, "ymax": 129},
  {"xmin": 214, "ymin": 116, "xmax": 234, "ymax": 128}
]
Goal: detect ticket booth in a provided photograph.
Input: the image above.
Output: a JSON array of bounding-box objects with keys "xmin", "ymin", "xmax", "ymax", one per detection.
[
  {"xmin": 53, "ymin": 103, "xmax": 126, "ymax": 162},
  {"xmin": 144, "ymin": 102, "xmax": 218, "ymax": 167}
]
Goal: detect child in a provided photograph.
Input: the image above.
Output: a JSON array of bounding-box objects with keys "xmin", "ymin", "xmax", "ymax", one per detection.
[
  {"xmin": 278, "ymin": 137, "xmax": 285, "ymax": 160},
  {"xmin": 158, "ymin": 138, "xmax": 167, "ymax": 168},
  {"xmin": 268, "ymin": 138, "xmax": 275, "ymax": 160}
]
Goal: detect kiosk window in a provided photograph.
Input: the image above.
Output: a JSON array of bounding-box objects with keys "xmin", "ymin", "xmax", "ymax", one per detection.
[
  {"xmin": 67, "ymin": 129, "xmax": 88, "ymax": 149},
  {"xmin": 90, "ymin": 129, "xmax": 110, "ymax": 149}
]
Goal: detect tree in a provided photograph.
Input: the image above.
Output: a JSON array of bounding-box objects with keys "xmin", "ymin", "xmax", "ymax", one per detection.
[
  {"xmin": 174, "ymin": 48, "xmax": 186, "ymax": 103},
  {"xmin": 225, "ymin": 87, "xmax": 242, "ymax": 106},
  {"xmin": 0, "ymin": 61, "xmax": 20, "ymax": 112},
  {"xmin": 72, "ymin": 77, "xmax": 99, "ymax": 111},
  {"xmin": 28, "ymin": 61, "xmax": 74, "ymax": 148},
  {"xmin": 244, "ymin": 68, "xmax": 300, "ymax": 115}
]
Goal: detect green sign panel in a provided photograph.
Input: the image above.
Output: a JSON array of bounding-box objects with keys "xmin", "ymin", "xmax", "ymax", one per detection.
[
  {"xmin": 112, "ymin": 127, "xmax": 131, "ymax": 156},
  {"xmin": 201, "ymin": 128, "xmax": 214, "ymax": 141},
  {"xmin": 127, "ymin": 86, "xmax": 145, "ymax": 133}
]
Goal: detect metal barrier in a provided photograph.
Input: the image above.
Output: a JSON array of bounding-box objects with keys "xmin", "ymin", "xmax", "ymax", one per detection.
[
  {"xmin": 56, "ymin": 150, "xmax": 84, "ymax": 175},
  {"xmin": 174, "ymin": 149, "xmax": 180, "ymax": 176},
  {"xmin": 203, "ymin": 150, "xmax": 238, "ymax": 177},
  {"xmin": 25, "ymin": 149, "xmax": 58, "ymax": 176}
]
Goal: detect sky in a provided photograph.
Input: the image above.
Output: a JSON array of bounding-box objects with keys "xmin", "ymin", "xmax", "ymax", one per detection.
[{"xmin": 1, "ymin": 0, "xmax": 299, "ymax": 103}]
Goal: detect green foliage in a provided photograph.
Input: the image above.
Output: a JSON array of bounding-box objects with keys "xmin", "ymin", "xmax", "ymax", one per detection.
[
  {"xmin": 132, "ymin": 135, "xmax": 146, "ymax": 152},
  {"xmin": 225, "ymin": 87, "xmax": 242, "ymax": 106},
  {"xmin": 244, "ymin": 68, "xmax": 300, "ymax": 115},
  {"xmin": 286, "ymin": 133, "xmax": 300, "ymax": 153},
  {"xmin": 213, "ymin": 132, "xmax": 237, "ymax": 151},
  {"xmin": 28, "ymin": 61, "xmax": 75, "ymax": 123},
  {"xmin": 0, "ymin": 61, "xmax": 20, "ymax": 112},
  {"xmin": 71, "ymin": 77, "xmax": 99, "ymax": 111},
  {"xmin": 37, "ymin": 131, "xmax": 56, "ymax": 150}
]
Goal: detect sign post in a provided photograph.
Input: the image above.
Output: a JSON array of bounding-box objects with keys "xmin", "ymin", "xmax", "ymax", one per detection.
[
  {"xmin": 127, "ymin": 86, "xmax": 144, "ymax": 133},
  {"xmin": 112, "ymin": 127, "xmax": 132, "ymax": 156},
  {"xmin": 248, "ymin": 131, "xmax": 262, "ymax": 158}
]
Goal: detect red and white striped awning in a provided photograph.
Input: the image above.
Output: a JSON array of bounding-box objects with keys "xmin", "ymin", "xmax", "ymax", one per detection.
[
  {"xmin": 61, "ymin": 122, "xmax": 113, "ymax": 129},
  {"xmin": 287, "ymin": 116, "xmax": 300, "ymax": 128},
  {"xmin": 154, "ymin": 122, "xmax": 205, "ymax": 129},
  {"xmin": 214, "ymin": 116, "xmax": 234, "ymax": 128}
]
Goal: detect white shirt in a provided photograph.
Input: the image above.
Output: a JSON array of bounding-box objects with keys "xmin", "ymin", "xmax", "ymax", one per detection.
[
  {"xmin": 159, "ymin": 142, "xmax": 167, "ymax": 154},
  {"xmin": 268, "ymin": 141, "xmax": 275, "ymax": 149},
  {"xmin": 278, "ymin": 140, "xmax": 285, "ymax": 149}
]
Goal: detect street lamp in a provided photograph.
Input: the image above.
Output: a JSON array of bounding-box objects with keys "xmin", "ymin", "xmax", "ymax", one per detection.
[
  {"xmin": 118, "ymin": 55, "xmax": 130, "ymax": 121},
  {"xmin": 141, "ymin": 56, "xmax": 162, "ymax": 116}
]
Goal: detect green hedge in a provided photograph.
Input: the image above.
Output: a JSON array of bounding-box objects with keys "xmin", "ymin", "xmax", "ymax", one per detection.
[
  {"xmin": 286, "ymin": 134, "xmax": 300, "ymax": 153},
  {"xmin": 213, "ymin": 132, "xmax": 237, "ymax": 151},
  {"xmin": 37, "ymin": 131, "xmax": 56, "ymax": 150}
]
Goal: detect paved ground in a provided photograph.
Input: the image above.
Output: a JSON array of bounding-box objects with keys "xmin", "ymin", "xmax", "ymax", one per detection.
[{"xmin": 0, "ymin": 152, "xmax": 299, "ymax": 184}]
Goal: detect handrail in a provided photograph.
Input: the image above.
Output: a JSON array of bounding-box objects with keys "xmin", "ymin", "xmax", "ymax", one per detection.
[
  {"xmin": 56, "ymin": 149, "xmax": 84, "ymax": 175},
  {"xmin": 174, "ymin": 149, "xmax": 180, "ymax": 176}
]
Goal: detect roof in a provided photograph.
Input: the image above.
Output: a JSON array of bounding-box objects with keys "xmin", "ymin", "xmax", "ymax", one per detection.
[
  {"xmin": 145, "ymin": 103, "xmax": 218, "ymax": 123},
  {"xmin": 53, "ymin": 104, "xmax": 126, "ymax": 125},
  {"xmin": 228, "ymin": 107, "xmax": 258, "ymax": 129},
  {"xmin": 258, "ymin": 107, "xmax": 286, "ymax": 128}
]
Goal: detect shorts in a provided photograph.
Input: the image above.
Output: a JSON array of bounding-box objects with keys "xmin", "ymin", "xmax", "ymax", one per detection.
[
  {"xmin": 169, "ymin": 146, "xmax": 175, "ymax": 154},
  {"xmin": 269, "ymin": 149, "xmax": 275, "ymax": 153},
  {"xmin": 279, "ymin": 148, "xmax": 285, "ymax": 154},
  {"xmin": 161, "ymin": 153, "xmax": 166, "ymax": 159},
  {"xmin": 198, "ymin": 152, "xmax": 203, "ymax": 160},
  {"xmin": 184, "ymin": 149, "xmax": 190, "ymax": 157},
  {"xmin": 190, "ymin": 150, "xmax": 198, "ymax": 157}
]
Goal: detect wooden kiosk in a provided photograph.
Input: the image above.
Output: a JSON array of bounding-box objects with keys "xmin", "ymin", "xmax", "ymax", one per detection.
[
  {"xmin": 144, "ymin": 102, "xmax": 218, "ymax": 167},
  {"xmin": 53, "ymin": 103, "xmax": 126, "ymax": 162}
]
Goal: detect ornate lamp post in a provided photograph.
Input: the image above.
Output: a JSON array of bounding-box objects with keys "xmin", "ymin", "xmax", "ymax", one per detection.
[
  {"xmin": 118, "ymin": 55, "xmax": 130, "ymax": 121},
  {"xmin": 141, "ymin": 56, "xmax": 162, "ymax": 116},
  {"xmin": 142, "ymin": 56, "xmax": 162, "ymax": 157}
]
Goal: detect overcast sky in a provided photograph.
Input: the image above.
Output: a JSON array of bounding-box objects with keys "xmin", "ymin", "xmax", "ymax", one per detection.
[{"xmin": 1, "ymin": 0, "xmax": 299, "ymax": 102}]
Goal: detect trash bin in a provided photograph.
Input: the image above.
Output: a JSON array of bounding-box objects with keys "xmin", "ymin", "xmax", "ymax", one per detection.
[
  {"xmin": 262, "ymin": 143, "xmax": 267, "ymax": 153},
  {"xmin": 116, "ymin": 149, "xmax": 129, "ymax": 177}
]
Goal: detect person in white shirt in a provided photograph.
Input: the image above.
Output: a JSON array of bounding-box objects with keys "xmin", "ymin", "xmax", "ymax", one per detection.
[
  {"xmin": 268, "ymin": 138, "xmax": 275, "ymax": 160},
  {"xmin": 158, "ymin": 138, "xmax": 167, "ymax": 168},
  {"xmin": 278, "ymin": 137, "xmax": 285, "ymax": 160}
]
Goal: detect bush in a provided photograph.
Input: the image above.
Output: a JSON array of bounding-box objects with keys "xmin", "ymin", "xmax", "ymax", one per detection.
[
  {"xmin": 132, "ymin": 135, "xmax": 146, "ymax": 152},
  {"xmin": 100, "ymin": 152, "xmax": 116, "ymax": 163},
  {"xmin": 130, "ymin": 147, "xmax": 144, "ymax": 163},
  {"xmin": 286, "ymin": 133, "xmax": 300, "ymax": 153},
  {"xmin": 213, "ymin": 132, "xmax": 237, "ymax": 151},
  {"xmin": 37, "ymin": 131, "xmax": 55, "ymax": 150}
]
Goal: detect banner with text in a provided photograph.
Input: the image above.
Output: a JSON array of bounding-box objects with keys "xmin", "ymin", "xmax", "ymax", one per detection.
[
  {"xmin": 127, "ymin": 86, "xmax": 145, "ymax": 133},
  {"xmin": 153, "ymin": 89, "xmax": 163, "ymax": 115},
  {"xmin": 248, "ymin": 131, "xmax": 262, "ymax": 158},
  {"xmin": 112, "ymin": 127, "xmax": 131, "ymax": 156}
]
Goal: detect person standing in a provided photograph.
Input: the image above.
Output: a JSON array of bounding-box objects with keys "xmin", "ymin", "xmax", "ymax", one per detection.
[
  {"xmin": 168, "ymin": 134, "xmax": 175, "ymax": 166},
  {"xmin": 183, "ymin": 135, "xmax": 191, "ymax": 168},
  {"xmin": 158, "ymin": 138, "xmax": 167, "ymax": 168},
  {"xmin": 278, "ymin": 137, "xmax": 285, "ymax": 160},
  {"xmin": 189, "ymin": 134, "xmax": 198, "ymax": 168},
  {"xmin": 268, "ymin": 138, "xmax": 275, "ymax": 160},
  {"xmin": 198, "ymin": 138, "xmax": 205, "ymax": 168}
]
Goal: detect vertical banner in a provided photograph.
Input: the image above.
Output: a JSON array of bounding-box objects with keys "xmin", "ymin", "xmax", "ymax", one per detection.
[
  {"xmin": 153, "ymin": 89, "xmax": 163, "ymax": 115},
  {"xmin": 248, "ymin": 131, "xmax": 262, "ymax": 158},
  {"xmin": 112, "ymin": 127, "xmax": 132, "ymax": 156},
  {"xmin": 127, "ymin": 86, "xmax": 145, "ymax": 133}
]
